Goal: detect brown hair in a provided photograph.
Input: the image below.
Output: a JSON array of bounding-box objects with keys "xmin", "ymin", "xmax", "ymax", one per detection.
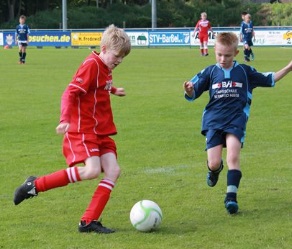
[{"xmin": 215, "ymin": 32, "xmax": 239, "ymax": 50}]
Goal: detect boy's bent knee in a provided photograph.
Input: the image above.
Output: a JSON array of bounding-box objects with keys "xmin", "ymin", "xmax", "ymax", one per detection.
[
  {"xmin": 104, "ymin": 166, "xmax": 121, "ymax": 182},
  {"xmin": 207, "ymin": 159, "xmax": 223, "ymax": 171},
  {"xmin": 79, "ymin": 167, "xmax": 101, "ymax": 180}
]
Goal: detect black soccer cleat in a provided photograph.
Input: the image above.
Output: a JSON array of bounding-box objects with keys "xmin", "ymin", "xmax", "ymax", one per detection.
[
  {"xmin": 78, "ymin": 220, "xmax": 115, "ymax": 234},
  {"xmin": 206, "ymin": 161, "xmax": 224, "ymax": 187},
  {"xmin": 14, "ymin": 176, "xmax": 38, "ymax": 205}
]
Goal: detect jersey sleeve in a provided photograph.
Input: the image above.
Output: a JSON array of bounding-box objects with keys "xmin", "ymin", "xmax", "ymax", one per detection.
[
  {"xmin": 59, "ymin": 86, "xmax": 79, "ymax": 123},
  {"xmin": 194, "ymin": 21, "xmax": 200, "ymax": 31},
  {"xmin": 110, "ymin": 86, "xmax": 117, "ymax": 94},
  {"xmin": 184, "ymin": 66, "xmax": 212, "ymax": 101},
  {"xmin": 247, "ymin": 66, "xmax": 275, "ymax": 88},
  {"xmin": 69, "ymin": 59, "xmax": 98, "ymax": 93},
  {"xmin": 60, "ymin": 58, "xmax": 99, "ymax": 123},
  {"xmin": 240, "ymin": 22, "xmax": 245, "ymax": 35}
]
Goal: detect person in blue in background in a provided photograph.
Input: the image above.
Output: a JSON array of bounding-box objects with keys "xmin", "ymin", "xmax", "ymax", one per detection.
[
  {"xmin": 240, "ymin": 13, "xmax": 255, "ymax": 62},
  {"xmin": 15, "ymin": 15, "xmax": 30, "ymax": 64},
  {"xmin": 240, "ymin": 11, "xmax": 248, "ymax": 23},
  {"xmin": 183, "ymin": 32, "xmax": 292, "ymax": 215}
]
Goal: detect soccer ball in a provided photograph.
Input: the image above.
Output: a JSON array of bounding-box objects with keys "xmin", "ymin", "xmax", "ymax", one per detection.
[{"xmin": 130, "ymin": 200, "xmax": 163, "ymax": 232}]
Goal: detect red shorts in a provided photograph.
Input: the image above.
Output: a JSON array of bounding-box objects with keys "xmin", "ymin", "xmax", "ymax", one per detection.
[
  {"xmin": 63, "ymin": 133, "xmax": 117, "ymax": 167},
  {"xmin": 199, "ymin": 33, "xmax": 209, "ymax": 43}
]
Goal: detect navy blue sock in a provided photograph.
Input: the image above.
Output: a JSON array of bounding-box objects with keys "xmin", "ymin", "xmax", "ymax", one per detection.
[
  {"xmin": 226, "ymin": 169, "xmax": 242, "ymax": 202},
  {"xmin": 247, "ymin": 49, "xmax": 251, "ymax": 57},
  {"xmin": 22, "ymin": 52, "xmax": 26, "ymax": 62},
  {"xmin": 244, "ymin": 49, "xmax": 248, "ymax": 56}
]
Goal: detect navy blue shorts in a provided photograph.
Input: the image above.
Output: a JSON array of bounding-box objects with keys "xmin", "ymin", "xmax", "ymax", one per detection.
[
  {"xmin": 205, "ymin": 127, "xmax": 245, "ymax": 150},
  {"xmin": 243, "ymin": 40, "xmax": 253, "ymax": 47}
]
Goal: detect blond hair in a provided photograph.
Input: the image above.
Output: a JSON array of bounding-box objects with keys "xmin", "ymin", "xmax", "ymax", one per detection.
[
  {"xmin": 215, "ymin": 32, "xmax": 238, "ymax": 50},
  {"xmin": 201, "ymin": 12, "xmax": 207, "ymax": 18},
  {"xmin": 100, "ymin": 24, "xmax": 131, "ymax": 56}
]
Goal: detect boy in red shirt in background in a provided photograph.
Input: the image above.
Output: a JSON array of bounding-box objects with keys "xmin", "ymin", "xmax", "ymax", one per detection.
[
  {"xmin": 14, "ymin": 24, "xmax": 131, "ymax": 234},
  {"xmin": 193, "ymin": 12, "xmax": 214, "ymax": 56}
]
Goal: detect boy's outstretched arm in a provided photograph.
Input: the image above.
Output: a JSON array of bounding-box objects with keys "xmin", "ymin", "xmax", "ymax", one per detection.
[
  {"xmin": 111, "ymin": 87, "xmax": 126, "ymax": 96},
  {"xmin": 183, "ymin": 81, "xmax": 194, "ymax": 98},
  {"xmin": 274, "ymin": 60, "xmax": 292, "ymax": 82}
]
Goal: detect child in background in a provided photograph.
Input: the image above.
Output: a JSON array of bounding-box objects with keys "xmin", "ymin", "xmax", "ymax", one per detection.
[
  {"xmin": 15, "ymin": 15, "xmax": 30, "ymax": 64},
  {"xmin": 183, "ymin": 32, "xmax": 292, "ymax": 214},
  {"xmin": 193, "ymin": 12, "xmax": 213, "ymax": 56},
  {"xmin": 240, "ymin": 13, "xmax": 255, "ymax": 62},
  {"xmin": 241, "ymin": 11, "xmax": 248, "ymax": 23},
  {"xmin": 14, "ymin": 24, "xmax": 131, "ymax": 233}
]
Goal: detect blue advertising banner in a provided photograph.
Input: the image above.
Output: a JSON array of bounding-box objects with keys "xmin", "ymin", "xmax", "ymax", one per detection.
[
  {"xmin": 29, "ymin": 31, "xmax": 71, "ymax": 46},
  {"xmin": 3, "ymin": 32, "xmax": 15, "ymax": 47},
  {"xmin": 148, "ymin": 31, "xmax": 190, "ymax": 46},
  {"xmin": 3, "ymin": 31, "xmax": 71, "ymax": 47}
]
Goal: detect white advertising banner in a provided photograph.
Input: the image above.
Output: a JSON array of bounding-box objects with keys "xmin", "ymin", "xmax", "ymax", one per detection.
[
  {"xmin": 0, "ymin": 32, "xmax": 3, "ymax": 46},
  {"xmin": 190, "ymin": 29, "xmax": 292, "ymax": 47},
  {"xmin": 126, "ymin": 31, "xmax": 149, "ymax": 46},
  {"xmin": 253, "ymin": 30, "xmax": 292, "ymax": 46}
]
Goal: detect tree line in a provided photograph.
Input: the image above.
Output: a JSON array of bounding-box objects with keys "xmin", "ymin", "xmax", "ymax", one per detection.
[
  {"xmin": 1, "ymin": 0, "xmax": 292, "ymax": 29},
  {"xmin": 3, "ymin": 0, "xmax": 148, "ymax": 23}
]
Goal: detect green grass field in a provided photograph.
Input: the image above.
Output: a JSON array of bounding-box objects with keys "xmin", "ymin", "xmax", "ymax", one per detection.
[{"xmin": 0, "ymin": 46, "xmax": 291, "ymax": 249}]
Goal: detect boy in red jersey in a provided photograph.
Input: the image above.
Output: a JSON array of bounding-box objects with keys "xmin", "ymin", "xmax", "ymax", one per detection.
[
  {"xmin": 13, "ymin": 25, "xmax": 131, "ymax": 233},
  {"xmin": 193, "ymin": 12, "xmax": 213, "ymax": 56}
]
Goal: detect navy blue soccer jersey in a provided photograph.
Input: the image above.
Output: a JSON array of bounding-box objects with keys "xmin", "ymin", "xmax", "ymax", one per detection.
[
  {"xmin": 185, "ymin": 61, "xmax": 275, "ymax": 138},
  {"xmin": 240, "ymin": 21, "xmax": 253, "ymax": 42},
  {"xmin": 16, "ymin": 24, "xmax": 30, "ymax": 43}
]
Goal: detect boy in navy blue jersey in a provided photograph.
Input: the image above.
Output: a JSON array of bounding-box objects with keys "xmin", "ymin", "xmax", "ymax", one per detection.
[
  {"xmin": 15, "ymin": 15, "xmax": 30, "ymax": 64},
  {"xmin": 183, "ymin": 32, "xmax": 292, "ymax": 214},
  {"xmin": 241, "ymin": 11, "xmax": 248, "ymax": 23},
  {"xmin": 240, "ymin": 13, "xmax": 255, "ymax": 62}
]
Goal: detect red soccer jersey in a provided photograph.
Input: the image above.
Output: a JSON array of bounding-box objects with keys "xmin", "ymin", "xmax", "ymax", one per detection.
[
  {"xmin": 195, "ymin": 19, "xmax": 212, "ymax": 35},
  {"xmin": 60, "ymin": 51, "xmax": 117, "ymax": 136}
]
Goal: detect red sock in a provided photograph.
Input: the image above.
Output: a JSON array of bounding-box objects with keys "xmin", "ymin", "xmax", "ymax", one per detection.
[
  {"xmin": 35, "ymin": 167, "xmax": 81, "ymax": 192},
  {"xmin": 81, "ymin": 179, "xmax": 115, "ymax": 224},
  {"xmin": 200, "ymin": 48, "xmax": 204, "ymax": 54}
]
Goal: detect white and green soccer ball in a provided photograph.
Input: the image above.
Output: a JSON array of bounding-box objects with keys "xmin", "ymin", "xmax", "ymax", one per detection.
[{"xmin": 130, "ymin": 200, "xmax": 163, "ymax": 232}]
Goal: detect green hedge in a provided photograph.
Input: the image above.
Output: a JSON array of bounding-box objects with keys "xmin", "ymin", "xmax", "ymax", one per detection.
[{"xmin": 1, "ymin": 2, "xmax": 292, "ymax": 29}]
